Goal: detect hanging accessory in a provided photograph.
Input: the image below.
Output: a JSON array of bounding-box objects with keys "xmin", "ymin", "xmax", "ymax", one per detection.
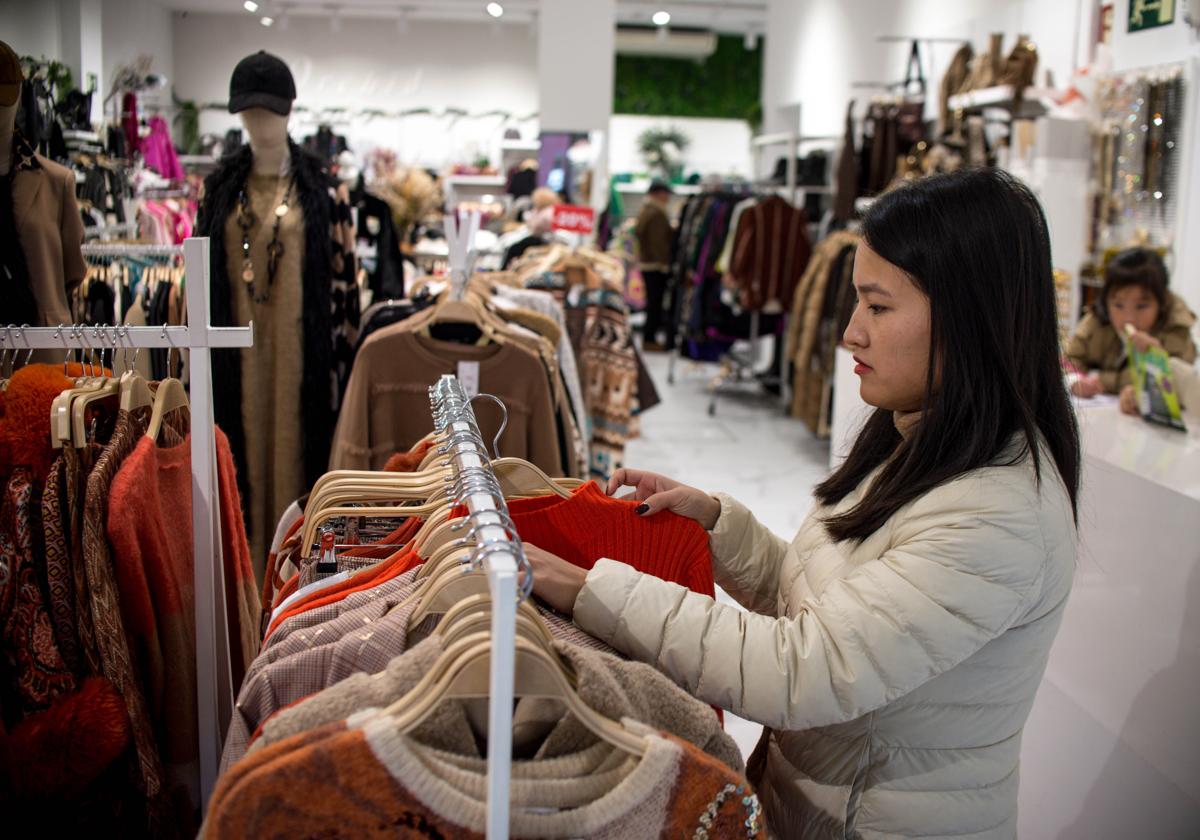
[{"xmin": 236, "ymin": 151, "xmax": 294, "ymax": 303}]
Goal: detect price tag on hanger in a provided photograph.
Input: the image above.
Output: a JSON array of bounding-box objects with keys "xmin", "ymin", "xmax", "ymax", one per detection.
[
  {"xmin": 552, "ymin": 204, "xmax": 595, "ymax": 234},
  {"xmin": 457, "ymin": 360, "xmax": 480, "ymax": 398}
]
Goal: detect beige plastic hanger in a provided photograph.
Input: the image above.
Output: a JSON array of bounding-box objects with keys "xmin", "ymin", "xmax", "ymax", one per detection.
[
  {"xmin": 146, "ymin": 378, "xmax": 190, "ymax": 442},
  {"xmin": 382, "ymin": 634, "xmax": 647, "ymax": 757}
]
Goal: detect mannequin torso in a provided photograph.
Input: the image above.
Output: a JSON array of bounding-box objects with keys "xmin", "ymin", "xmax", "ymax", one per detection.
[{"xmin": 0, "ymin": 103, "xmax": 16, "ymax": 175}]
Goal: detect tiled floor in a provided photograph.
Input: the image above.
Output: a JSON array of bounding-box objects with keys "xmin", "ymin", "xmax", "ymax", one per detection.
[{"xmin": 624, "ymin": 348, "xmax": 831, "ymax": 758}]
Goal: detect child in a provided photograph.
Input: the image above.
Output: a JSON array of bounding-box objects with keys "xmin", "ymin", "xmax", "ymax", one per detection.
[{"xmin": 1065, "ymin": 247, "xmax": 1197, "ymax": 397}]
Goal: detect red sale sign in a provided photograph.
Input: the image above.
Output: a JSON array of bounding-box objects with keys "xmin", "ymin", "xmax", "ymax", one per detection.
[{"xmin": 552, "ymin": 205, "xmax": 595, "ymax": 234}]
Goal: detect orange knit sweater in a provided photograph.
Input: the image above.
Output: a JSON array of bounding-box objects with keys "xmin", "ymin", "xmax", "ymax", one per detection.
[{"xmin": 204, "ymin": 716, "xmax": 762, "ymax": 838}]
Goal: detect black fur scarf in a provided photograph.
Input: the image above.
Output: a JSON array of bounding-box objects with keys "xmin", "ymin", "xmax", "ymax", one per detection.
[{"xmin": 196, "ymin": 140, "xmax": 335, "ymax": 526}]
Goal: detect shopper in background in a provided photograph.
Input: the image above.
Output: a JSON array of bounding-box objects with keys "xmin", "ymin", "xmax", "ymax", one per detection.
[
  {"xmin": 1065, "ymin": 247, "xmax": 1198, "ymax": 398},
  {"xmin": 636, "ymin": 179, "xmax": 674, "ymax": 351},
  {"xmin": 526, "ymin": 169, "xmax": 1081, "ymax": 839}
]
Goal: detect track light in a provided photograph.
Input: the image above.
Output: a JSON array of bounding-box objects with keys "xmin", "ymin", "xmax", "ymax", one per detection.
[
  {"xmin": 652, "ymin": 10, "xmax": 670, "ymax": 26},
  {"xmin": 243, "ymin": 1, "xmax": 258, "ymax": 11},
  {"xmin": 261, "ymin": 16, "xmax": 274, "ymax": 26},
  {"xmin": 487, "ymin": 2, "xmax": 504, "ymax": 18}
]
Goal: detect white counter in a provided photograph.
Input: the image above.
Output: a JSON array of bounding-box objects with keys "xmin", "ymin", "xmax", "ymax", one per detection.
[{"xmin": 828, "ymin": 347, "xmax": 1200, "ymax": 836}]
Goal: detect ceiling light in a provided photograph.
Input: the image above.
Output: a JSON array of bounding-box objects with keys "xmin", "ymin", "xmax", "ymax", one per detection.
[
  {"xmin": 243, "ymin": 0, "xmax": 258, "ymax": 11},
  {"xmin": 261, "ymin": 16, "xmax": 274, "ymax": 26},
  {"xmin": 652, "ymin": 10, "xmax": 671, "ymax": 26},
  {"xmin": 486, "ymin": 2, "xmax": 504, "ymax": 18}
]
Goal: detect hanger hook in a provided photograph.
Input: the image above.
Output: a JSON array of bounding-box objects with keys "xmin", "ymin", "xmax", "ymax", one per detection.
[
  {"xmin": 468, "ymin": 393, "xmax": 507, "ymax": 459},
  {"xmin": 19, "ymin": 324, "xmax": 34, "ymax": 368}
]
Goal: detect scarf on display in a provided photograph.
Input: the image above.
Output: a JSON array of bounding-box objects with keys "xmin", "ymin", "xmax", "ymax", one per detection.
[{"xmin": 196, "ymin": 140, "xmax": 335, "ymax": 518}]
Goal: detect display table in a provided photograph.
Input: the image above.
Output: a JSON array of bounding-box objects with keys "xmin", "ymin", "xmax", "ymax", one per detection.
[{"xmin": 828, "ymin": 347, "xmax": 1200, "ymax": 836}]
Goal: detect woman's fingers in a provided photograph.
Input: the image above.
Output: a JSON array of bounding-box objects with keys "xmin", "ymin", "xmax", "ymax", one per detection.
[{"xmin": 606, "ymin": 468, "xmax": 641, "ymax": 495}]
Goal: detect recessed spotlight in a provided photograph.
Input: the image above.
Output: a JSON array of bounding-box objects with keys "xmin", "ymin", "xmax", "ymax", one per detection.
[
  {"xmin": 487, "ymin": 2, "xmax": 504, "ymax": 18},
  {"xmin": 244, "ymin": 0, "xmax": 258, "ymax": 11},
  {"xmin": 261, "ymin": 16, "xmax": 274, "ymax": 26},
  {"xmin": 652, "ymin": 10, "xmax": 670, "ymax": 26}
]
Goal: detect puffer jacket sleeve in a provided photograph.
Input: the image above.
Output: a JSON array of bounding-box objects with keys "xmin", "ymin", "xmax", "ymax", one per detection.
[
  {"xmin": 574, "ymin": 475, "xmax": 1056, "ymax": 730},
  {"xmin": 707, "ymin": 492, "xmax": 790, "ymax": 615}
]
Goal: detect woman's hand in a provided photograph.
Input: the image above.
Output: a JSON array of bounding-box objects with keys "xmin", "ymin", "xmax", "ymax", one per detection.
[
  {"xmin": 523, "ymin": 544, "xmax": 588, "ymax": 616},
  {"xmin": 606, "ymin": 468, "xmax": 723, "ymax": 530},
  {"xmin": 1069, "ymin": 374, "xmax": 1104, "ymax": 399},
  {"xmin": 1119, "ymin": 384, "xmax": 1140, "ymax": 416}
]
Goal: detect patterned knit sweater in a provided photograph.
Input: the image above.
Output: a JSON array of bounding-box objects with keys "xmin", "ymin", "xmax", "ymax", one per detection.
[{"xmin": 205, "ymin": 714, "xmax": 762, "ymax": 838}]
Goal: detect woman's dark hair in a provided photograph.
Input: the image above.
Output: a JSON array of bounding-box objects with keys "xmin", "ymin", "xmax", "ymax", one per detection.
[
  {"xmin": 1097, "ymin": 247, "xmax": 1169, "ymax": 328},
  {"xmin": 814, "ymin": 168, "xmax": 1081, "ymax": 541}
]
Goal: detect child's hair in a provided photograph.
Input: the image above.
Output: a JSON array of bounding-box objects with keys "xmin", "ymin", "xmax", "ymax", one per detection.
[{"xmin": 1097, "ymin": 247, "xmax": 1169, "ymax": 327}]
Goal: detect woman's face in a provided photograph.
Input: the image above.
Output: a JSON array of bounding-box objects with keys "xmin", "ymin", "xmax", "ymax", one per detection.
[
  {"xmin": 1106, "ymin": 285, "xmax": 1160, "ymax": 335},
  {"xmin": 843, "ymin": 243, "xmax": 932, "ymax": 412}
]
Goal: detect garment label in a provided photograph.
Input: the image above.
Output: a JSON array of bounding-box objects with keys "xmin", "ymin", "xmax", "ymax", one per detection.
[{"xmin": 457, "ymin": 360, "xmax": 480, "ymax": 398}]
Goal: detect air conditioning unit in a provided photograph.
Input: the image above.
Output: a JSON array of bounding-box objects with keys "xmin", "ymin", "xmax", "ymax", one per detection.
[{"xmin": 615, "ymin": 26, "xmax": 717, "ymax": 59}]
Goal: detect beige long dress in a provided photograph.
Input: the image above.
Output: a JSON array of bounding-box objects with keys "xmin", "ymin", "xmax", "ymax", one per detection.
[{"xmin": 223, "ymin": 172, "xmax": 305, "ymax": 574}]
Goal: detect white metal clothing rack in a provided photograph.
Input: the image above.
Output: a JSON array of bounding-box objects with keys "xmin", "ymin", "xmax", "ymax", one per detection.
[
  {"xmin": 0, "ymin": 237, "xmax": 253, "ymax": 807},
  {"xmin": 428, "ymin": 374, "xmax": 530, "ymax": 839}
]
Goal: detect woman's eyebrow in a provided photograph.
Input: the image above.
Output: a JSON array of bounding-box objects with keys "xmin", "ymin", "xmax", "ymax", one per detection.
[{"xmin": 855, "ymin": 282, "xmax": 893, "ymax": 297}]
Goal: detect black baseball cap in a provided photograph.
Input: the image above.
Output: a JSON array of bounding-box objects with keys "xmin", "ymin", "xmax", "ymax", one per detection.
[{"xmin": 228, "ymin": 51, "xmax": 295, "ymax": 116}]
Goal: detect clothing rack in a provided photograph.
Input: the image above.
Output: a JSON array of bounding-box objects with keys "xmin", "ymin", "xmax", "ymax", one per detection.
[
  {"xmin": 0, "ymin": 238, "xmax": 253, "ymax": 808},
  {"xmin": 427, "ymin": 373, "xmax": 530, "ymax": 839}
]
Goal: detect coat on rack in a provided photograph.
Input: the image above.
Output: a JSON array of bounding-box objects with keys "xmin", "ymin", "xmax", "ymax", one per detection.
[
  {"xmin": 197, "ymin": 140, "xmax": 358, "ymax": 513},
  {"xmin": 10, "ymin": 131, "xmax": 87, "ymax": 330}
]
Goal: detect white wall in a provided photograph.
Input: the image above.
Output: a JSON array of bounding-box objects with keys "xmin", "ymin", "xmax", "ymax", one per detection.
[
  {"xmin": 609, "ymin": 114, "xmax": 753, "ymax": 179},
  {"xmin": 172, "ymin": 12, "xmax": 540, "ymax": 170},
  {"xmin": 762, "ymin": 0, "xmax": 905, "ymax": 138},
  {"xmin": 0, "ymin": 0, "xmax": 62, "ymax": 61},
  {"xmin": 101, "ymin": 0, "xmax": 174, "ymax": 103}
]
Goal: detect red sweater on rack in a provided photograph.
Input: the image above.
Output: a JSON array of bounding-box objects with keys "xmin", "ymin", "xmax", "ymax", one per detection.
[
  {"xmin": 507, "ymin": 481, "xmax": 715, "ymax": 597},
  {"xmin": 106, "ymin": 429, "xmax": 259, "ymax": 792}
]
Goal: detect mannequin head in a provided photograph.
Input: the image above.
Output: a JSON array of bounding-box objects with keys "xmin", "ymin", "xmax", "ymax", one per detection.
[
  {"xmin": 240, "ymin": 108, "xmax": 289, "ymax": 175},
  {"xmin": 240, "ymin": 107, "xmax": 289, "ymax": 149}
]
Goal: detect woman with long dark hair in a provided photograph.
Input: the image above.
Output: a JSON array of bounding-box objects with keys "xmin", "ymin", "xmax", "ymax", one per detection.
[{"xmin": 526, "ymin": 168, "xmax": 1081, "ymax": 839}]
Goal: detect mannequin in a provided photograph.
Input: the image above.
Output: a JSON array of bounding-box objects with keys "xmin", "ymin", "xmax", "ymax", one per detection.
[
  {"xmin": 0, "ymin": 100, "xmax": 15, "ymax": 176},
  {"xmin": 0, "ymin": 39, "xmax": 86, "ymax": 338},
  {"xmin": 197, "ymin": 50, "xmax": 358, "ymax": 574},
  {"xmin": 242, "ymin": 107, "xmax": 290, "ymax": 177}
]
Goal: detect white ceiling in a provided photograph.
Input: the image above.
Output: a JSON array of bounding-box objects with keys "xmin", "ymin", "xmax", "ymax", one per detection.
[{"xmin": 154, "ymin": 0, "xmax": 768, "ymax": 35}]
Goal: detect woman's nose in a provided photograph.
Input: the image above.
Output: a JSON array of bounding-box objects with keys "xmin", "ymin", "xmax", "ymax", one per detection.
[{"xmin": 844, "ymin": 311, "xmax": 867, "ymax": 350}]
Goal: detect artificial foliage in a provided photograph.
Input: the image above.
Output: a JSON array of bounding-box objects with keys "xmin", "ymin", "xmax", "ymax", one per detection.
[{"xmin": 614, "ymin": 34, "xmax": 763, "ymax": 126}]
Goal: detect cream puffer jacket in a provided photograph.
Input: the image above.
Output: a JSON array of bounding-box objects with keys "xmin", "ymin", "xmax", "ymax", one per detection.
[{"xmin": 573, "ymin": 443, "xmax": 1076, "ymax": 839}]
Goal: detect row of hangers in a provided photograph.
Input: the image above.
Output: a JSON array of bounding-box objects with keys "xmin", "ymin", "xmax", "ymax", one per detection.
[
  {"xmin": 8, "ymin": 325, "xmax": 192, "ymax": 449},
  {"xmin": 290, "ymin": 382, "xmax": 647, "ymax": 757}
]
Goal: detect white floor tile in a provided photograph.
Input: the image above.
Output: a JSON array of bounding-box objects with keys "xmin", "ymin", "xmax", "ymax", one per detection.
[{"xmin": 627, "ymin": 350, "xmax": 831, "ymax": 759}]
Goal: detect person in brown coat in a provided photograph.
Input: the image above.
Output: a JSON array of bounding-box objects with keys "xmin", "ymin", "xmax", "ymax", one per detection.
[
  {"xmin": 1065, "ymin": 247, "xmax": 1197, "ymax": 397},
  {"xmin": 635, "ymin": 180, "xmax": 674, "ymax": 350}
]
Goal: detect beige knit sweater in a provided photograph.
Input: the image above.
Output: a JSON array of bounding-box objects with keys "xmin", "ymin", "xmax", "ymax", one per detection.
[
  {"xmin": 247, "ymin": 635, "xmax": 743, "ymax": 772},
  {"xmin": 329, "ymin": 328, "xmax": 564, "ymax": 475}
]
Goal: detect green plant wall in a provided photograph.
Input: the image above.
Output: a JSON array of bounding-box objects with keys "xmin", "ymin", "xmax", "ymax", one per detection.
[{"xmin": 614, "ymin": 34, "xmax": 763, "ymax": 127}]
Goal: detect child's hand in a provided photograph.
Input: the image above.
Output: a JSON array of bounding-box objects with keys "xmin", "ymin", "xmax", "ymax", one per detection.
[
  {"xmin": 1070, "ymin": 374, "xmax": 1104, "ymax": 398},
  {"xmin": 1124, "ymin": 327, "xmax": 1164, "ymax": 353},
  {"xmin": 1119, "ymin": 385, "xmax": 1140, "ymax": 416}
]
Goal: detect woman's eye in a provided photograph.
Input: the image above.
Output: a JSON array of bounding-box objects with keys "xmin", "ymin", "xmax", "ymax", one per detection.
[{"xmin": 868, "ymin": 305, "xmax": 888, "ymax": 314}]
